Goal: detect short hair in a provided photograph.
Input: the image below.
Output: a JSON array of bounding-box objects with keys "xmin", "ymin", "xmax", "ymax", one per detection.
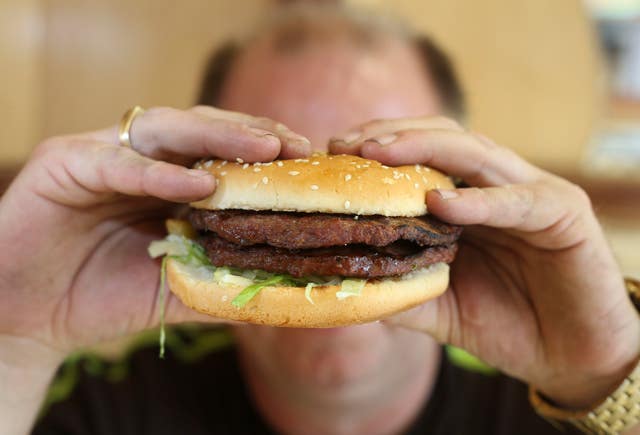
[{"xmin": 196, "ymin": 6, "xmax": 465, "ymax": 119}]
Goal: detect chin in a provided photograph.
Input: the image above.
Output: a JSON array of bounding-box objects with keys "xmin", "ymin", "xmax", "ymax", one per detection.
[{"xmin": 234, "ymin": 323, "xmax": 393, "ymax": 388}]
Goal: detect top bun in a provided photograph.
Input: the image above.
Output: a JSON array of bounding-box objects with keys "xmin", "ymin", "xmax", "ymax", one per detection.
[{"xmin": 191, "ymin": 154, "xmax": 453, "ymax": 217}]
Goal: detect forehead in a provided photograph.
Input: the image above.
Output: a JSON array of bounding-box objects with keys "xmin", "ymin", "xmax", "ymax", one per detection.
[{"xmin": 217, "ymin": 26, "xmax": 441, "ymax": 145}]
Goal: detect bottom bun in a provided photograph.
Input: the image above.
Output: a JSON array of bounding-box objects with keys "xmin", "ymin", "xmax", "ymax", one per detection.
[{"xmin": 166, "ymin": 260, "xmax": 450, "ymax": 328}]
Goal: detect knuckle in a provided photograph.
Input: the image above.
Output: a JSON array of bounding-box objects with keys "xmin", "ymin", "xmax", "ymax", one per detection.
[
  {"xmin": 189, "ymin": 105, "xmax": 217, "ymax": 116},
  {"xmin": 256, "ymin": 116, "xmax": 275, "ymax": 125},
  {"xmin": 360, "ymin": 118, "xmax": 385, "ymax": 131},
  {"xmin": 568, "ymin": 182, "xmax": 592, "ymax": 210},
  {"xmin": 434, "ymin": 116, "xmax": 462, "ymax": 130},
  {"xmin": 475, "ymin": 133, "xmax": 501, "ymax": 151},
  {"xmin": 32, "ymin": 135, "xmax": 87, "ymax": 160},
  {"xmin": 190, "ymin": 104, "xmax": 214, "ymax": 112},
  {"xmin": 550, "ymin": 177, "xmax": 593, "ymax": 211},
  {"xmin": 145, "ymin": 106, "xmax": 178, "ymax": 122},
  {"xmin": 33, "ymin": 136, "xmax": 65, "ymax": 158}
]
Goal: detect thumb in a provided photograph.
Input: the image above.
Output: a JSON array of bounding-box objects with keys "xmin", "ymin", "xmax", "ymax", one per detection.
[{"xmin": 384, "ymin": 288, "xmax": 458, "ymax": 345}]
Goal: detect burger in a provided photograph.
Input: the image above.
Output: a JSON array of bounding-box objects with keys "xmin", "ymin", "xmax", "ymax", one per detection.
[{"xmin": 149, "ymin": 153, "xmax": 461, "ymax": 328}]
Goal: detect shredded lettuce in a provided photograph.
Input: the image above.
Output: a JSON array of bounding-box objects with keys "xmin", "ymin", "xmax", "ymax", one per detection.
[
  {"xmin": 148, "ymin": 234, "xmax": 210, "ymax": 267},
  {"xmin": 336, "ymin": 278, "xmax": 367, "ymax": 300},
  {"xmin": 158, "ymin": 257, "xmax": 168, "ymax": 358},
  {"xmin": 149, "ymin": 235, "xmax": 212, "ymax": 358},
  {"xmin": 232, "ymin": 275, "xmax": 288, "ymax": 308},
  {"xmin": 304, "ymin": 283, "xmax": 317, "ymax": 305}
]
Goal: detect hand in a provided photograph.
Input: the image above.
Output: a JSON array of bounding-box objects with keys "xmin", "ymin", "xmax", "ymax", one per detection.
[
  {"xmin": 0, "ymin": 104, "xmax": 309, "ymax": 374},
  {"xmin": 330, "ymin": 117, "xmax": 640, "ymax": 409}
]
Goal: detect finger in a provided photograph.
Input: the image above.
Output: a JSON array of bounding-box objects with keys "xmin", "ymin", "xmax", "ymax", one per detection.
[
  {"xmin": 92, "ymin": 106, "xmax": 289, "ymax": 164},
  {"xmin": 385, "ymin": 294, "xmax": 452, "ymax": 344},
  {"xmin": 427, "ymin": 182, "xmax": 594, "ymax": 249},
  {"xmin": 329, "ymin": 116, "xmax": 464, "ymax": 155},
  {"xmin": 163, "ymin": 292, "xmax": 241, "ymax": 326},
  {"xmin": 190, "ymin": 105, "xmax": 312, "ymax": 158},
  {"xmin": 358, "ymin": 129, "xmax": 539, "ymax": 187},
  {"xmin": 38, "ymin": 139, "xmax": 217, "ymax": 204}
]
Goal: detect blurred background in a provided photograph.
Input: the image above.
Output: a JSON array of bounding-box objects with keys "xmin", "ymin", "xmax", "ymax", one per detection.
[{"xmin": 1, "ymin": 0, "xmax": 638, "ymax": 276}]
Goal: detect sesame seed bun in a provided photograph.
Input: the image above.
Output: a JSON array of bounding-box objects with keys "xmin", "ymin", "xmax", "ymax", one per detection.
[
  {"xmin": 167, "ymin": 260, "xmax": 449, "ymax": 327},
  {"xmin": 191, "ymin": 153, "xmax": 453, "ymax": 217}
]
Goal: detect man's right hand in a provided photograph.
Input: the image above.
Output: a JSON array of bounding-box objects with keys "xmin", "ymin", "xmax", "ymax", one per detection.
[{"xmin": 0, "ymin": 106, "xmax": 310, "ymax": 434}]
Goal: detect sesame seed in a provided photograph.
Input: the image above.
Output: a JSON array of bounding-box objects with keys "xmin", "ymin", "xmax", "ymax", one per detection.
[
  {"xmin": 344, "ymin": 174, "xmax": 352, "ymax": 182},
  {"xmin": 276, "ymin": 161, "xmax": 284, "ymax": 167},
  {"xmin": 288, "ymin": 171, "xmax": 300, "ymax": 176},
  {"xmin": 242, "ymin": 163, "xmax": 249, "ymax": 170},
  {"xmin": 220, "ymin": 171, "xmax": 227, "ymax": 176},
  {"xmin": 254, "ymin": 162, "xmax": 262, "ymax": 166},
  {"xmin": 383, "ymin": 178, "xmax": 395, "ymax": 184},
  {"xmin": 220, "ymin": 160, "xmax": 227, "ymax": 166},
  {"xmin": 204, "ymin": 160, "xmax": 213, "ymax": 168},
  {"xmin": 415, "ymin": 164, "xmax": 421, "ymax": 173},
  {"xmin": 356, "ymin": 165, "xmax": 361, "ymax": 169},
  {"xmin": 381, "ymin": 165, "xmax": 389, "ymax": 169},
  {"xmin": 295, "ymin": 159, "xmax": 309, "ymax": 163},
  {"xmin": 221, "ymin": 295, "xmax": 228, "ymax": 302},
  {"xmin": 406, "ymin": 174, "xmax": 411, "ymax": 180},
  {"xmin": 236, "ymin": 158, "xmax": 244, "ymax": 164},
  {"xmin": 354, "ymin": 215, "xmax": 359, "ymax": 220},
  {"xmin": 263, "ymin": 162, "xmax": 272, "ymax": 166},
  {"xmin": 262, "ymin": 177, "xmax": 269, "ymax": 184},
  {"xmin": 310, "ymin": 185, "xmax": 319, "ymax": 191},
  {"xmin": 414, "ymin": 183, "xmax": 420, "ymax": 189},
  {"xmin": 344, "ymin": 200, "xmax": 351, "ymax": 209},
  {"xmin": 311, "ymin": 161, "xmax": 320, "ymax": 166},
  {"xmin": 253, "ymin": 167, "xmax": 262, "ymax": 172}
]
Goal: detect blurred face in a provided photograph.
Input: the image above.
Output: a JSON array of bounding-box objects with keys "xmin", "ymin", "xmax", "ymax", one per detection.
[{"xmin": 217, "ymin": 26, "xmax": 444, "ymax": 402}]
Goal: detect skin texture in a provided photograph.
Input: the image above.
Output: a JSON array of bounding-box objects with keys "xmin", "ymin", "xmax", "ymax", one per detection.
[{"xmin": 0, "ymin": 14, "xmax": 639, "ymax": 435}]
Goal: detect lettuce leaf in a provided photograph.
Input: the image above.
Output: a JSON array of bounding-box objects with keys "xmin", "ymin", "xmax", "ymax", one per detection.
[
  {"xmin": 231, "ymin": 275, "xmax": 289, "ymax": 308},
  {"xmin": 336, "ymin": 278, "xmax": 367, "ymax": 300},
  {"xmin": 304, "ymin": 283, "xmax": 317, "ymax": 305}
]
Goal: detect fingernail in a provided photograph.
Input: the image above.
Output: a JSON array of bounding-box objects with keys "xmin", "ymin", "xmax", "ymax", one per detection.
[
  {"xmin": 274, "ymin": 123, "xmax": 289, "ymax": 133},
  {"xmin": 188, "ymin": 169, "xmax": 216, "ymax": 183},
  {"xmin": 370, "ymin": 133, "xmax": 397, "ymax": 146},
  {"xmin": 294, "ymin": 135, "xmax": 311, "ymax": 146},
  {"xmin": 332, "ymin": 130, "xmax": 361, "ymax": 145},
  {"xmin": 435, "ymin": 189, "xmax": 458, "ymax": 199},
  {"xmin": 249, "ymin": 127, "xmax": 279, "ymax": 141}
]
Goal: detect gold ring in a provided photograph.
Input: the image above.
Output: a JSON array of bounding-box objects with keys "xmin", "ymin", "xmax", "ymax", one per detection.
[{"xmin": 118, "ymin": 106, "xmax": 145, "ymax": 149}]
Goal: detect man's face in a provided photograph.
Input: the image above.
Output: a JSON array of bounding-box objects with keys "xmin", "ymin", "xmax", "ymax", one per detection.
[{"xmin": 217, "ymin": 26, "xmax": 444, "ymax": 394}]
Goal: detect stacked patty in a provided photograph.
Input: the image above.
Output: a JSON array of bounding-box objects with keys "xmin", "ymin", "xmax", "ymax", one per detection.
[{"xmin": 189, "ymin": 209, "xmax": 462, "ymax": 278}]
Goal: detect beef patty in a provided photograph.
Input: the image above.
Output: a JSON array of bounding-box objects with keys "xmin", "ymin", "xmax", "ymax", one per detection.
[
  {"xmin": 199, "ymin": 234, "xmax": 458, "ymax": 278},
  {"xmin": 190, "ymin": 209, "xmax": 461, "ymax": 278},
  {"xmin": 189, "ymin": 209, "xmax": 462, "ymax": 249}
]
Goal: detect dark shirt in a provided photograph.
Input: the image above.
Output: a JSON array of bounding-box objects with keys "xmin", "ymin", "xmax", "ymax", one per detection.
[{"xmin": 33, "ymin": 328, "xmax": 573, "ymax": 435}]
